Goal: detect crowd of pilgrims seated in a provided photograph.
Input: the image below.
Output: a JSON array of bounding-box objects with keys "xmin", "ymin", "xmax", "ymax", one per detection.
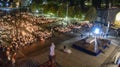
[
  {"xmin": 0, "ymin": 12, "xmax": 92, "ymax": 66},
  {"xmin": 53, "ymin": 22, "xmax": 91, "ymax": 33},
  {"xmin": 0, "ymin": 12, "xmax": 57, "ymax": 65}
]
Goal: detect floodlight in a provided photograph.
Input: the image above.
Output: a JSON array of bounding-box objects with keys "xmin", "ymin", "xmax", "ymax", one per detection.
[
  {"xmin": 94, "ymin": 28, "xmax": 100, "ymax": 34},
  {"xmin": 65, "ymin": 16, "xmax": 68, "ymax": 20},
  {"xmin": 6, "ymin": 3, "xmax": 9, "ymax": 7},
  {"xmin": 36, "ymin": 10, "xmax": 39, "ymax": 13}
]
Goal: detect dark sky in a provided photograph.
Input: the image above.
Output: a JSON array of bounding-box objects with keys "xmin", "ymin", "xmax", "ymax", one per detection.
[{"xmin": 0, "ymin": 0, "xmax": 13, "ymax": 2}]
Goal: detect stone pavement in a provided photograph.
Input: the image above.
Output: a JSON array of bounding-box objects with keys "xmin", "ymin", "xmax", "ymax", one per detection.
[
  {"xmin": 16, "ymin": 44, "xmax": 117, "ymax": 67},
  {"xmin": 100, "ymin": 36, "xmax": 120, "ymax": 67},
  {"xmin": 15, "ymin": 35, "xmax": 119, "ymax": 67},
  {"xmin": 101, "ymin": 46, "xmax": 120, "ymax": 67},
  {"xmin": 107, "ymin": 36, "xmax": 120, "ymax": 46}
]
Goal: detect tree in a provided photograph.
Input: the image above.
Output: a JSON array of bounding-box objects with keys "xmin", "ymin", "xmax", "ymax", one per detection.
[
  {"xmin": 74, "ymin": 6, "xmax": 82, "ymax": 19},
  {"xmin": 85, "ymin": 7, "xmax": 97, "ymax": 22},
  {"xmin": 92, "ymin": 0, "xmax": 102, "ymax": 9},
  {"xmin": 57, "ymin": 4, "xmax": 66, "ymax": 17},
  {"xmin": 30, "ymin": 2, "xmax": 37, "ymax": 12},
  {"xmin": 68, "ymin": 6, "xmax": 75, "ymax": 18},
  {"xmin": 104, "ymin": 0, "xmax": 109, "ymax": 8},
  {"xmin": 47, "ymin": 4, "xmax": 58, "ymax": 15},
  {"xmin": 80, "ymin": 0, "xmax": 85, "ymax": 9}
]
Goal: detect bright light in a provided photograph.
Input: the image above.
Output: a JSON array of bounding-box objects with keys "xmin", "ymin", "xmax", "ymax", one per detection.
[
  {"xmin": 36, "ymin": 10, "xmax": 39, "ymax": 13},
  {"xmin": 65, "ymin": 16, "xmax": 68, "ymax": 20},
  {"xmin": 48, "ymin": 13, "xmax": 54, "ymax": 15},
  {"xmin": 94, "ymin": 28, "xmax": 100, "ymax": 34},
  {"xmin": 30, "ymin": 0, "xmax": 32, "ymax": 4},
  {"xmin": 6, "ymin": 3, "xmax": 9, "ymax": 7}
]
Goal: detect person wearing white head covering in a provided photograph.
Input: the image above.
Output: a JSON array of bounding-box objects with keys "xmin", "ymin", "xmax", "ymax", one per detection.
[
  {"xmin": 50, "ymin": 42, "xmax": 55, "ymax": 56},
  {"xmin": 113, "ymin": 52, "xmax": 120, "ymax": 64},
  {"xmin": 49, "ymin": 42, "xmax": 56, "ymax": 67}
]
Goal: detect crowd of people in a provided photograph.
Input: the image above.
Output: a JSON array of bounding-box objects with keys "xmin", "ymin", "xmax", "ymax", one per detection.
[
  {"xmin": 53, "ymin": 22, "xmax": 91, "ymax": 33},
  {"xmin": 0, "ymin": 12, "xmax": 57, "ymax": 66},
  {"xmin": 54, "ymin": 26, "xmax": 72, "ymax": 33},
  {"xmin": 0, "ymin": 11, "xmax": 94, "ymax": 66}
]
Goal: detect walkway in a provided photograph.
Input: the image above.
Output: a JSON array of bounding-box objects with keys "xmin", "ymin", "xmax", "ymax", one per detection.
[
  {"xmin": 101, "ymin": 46, "xmax": 120, "ymax": 67},
  {"xmin": 101, "ymin": 36, "xmax": 120, "ymax": 67},
  {"xmin": 15, "ymin": 34, "xmax": 119, "ymax": 67}
]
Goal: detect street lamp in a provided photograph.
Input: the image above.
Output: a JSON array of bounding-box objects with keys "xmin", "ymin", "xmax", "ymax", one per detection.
[
  {"xmin": 6, "ymin": 2, "xmax": 9, "ymax": 7},
  {"xmin": 64, "ymin": 2, "xmax": 69, "ymax": 23},
  {"xmin": 35, "ymin": 10, "xmax": 39, "ymax": 13},
  {"xmin": 66, "ymin": 3, "xmax": 68, "ymax": 20}
]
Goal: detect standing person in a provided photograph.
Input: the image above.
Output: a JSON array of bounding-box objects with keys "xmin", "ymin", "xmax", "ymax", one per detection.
[
  {"xmin": 50, "ymin": 42, "xmax": 55, "ymax": 57},
  {"xmin": 113, "ymin": 52, "xmax": 120, "ymax": 64},
  {"xmin": 117, "ymin": 57, "xmax": 120, "ymax": 65},
  {"xmin": 49, "ymin": 42, "xmax": 56, "ymax": 67}
]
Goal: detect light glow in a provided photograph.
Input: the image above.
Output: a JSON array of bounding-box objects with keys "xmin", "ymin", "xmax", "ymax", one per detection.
[
  {"xmin": 94, "ymin": 28, "xmax": 100, "ymax": 34},
  {"xmin": 36, "ymin": 10, "xmax": 39, "ymax": 13},
  {"xmin": 6, "ymin": 3, "xmax": 9, "ymax": 7}
]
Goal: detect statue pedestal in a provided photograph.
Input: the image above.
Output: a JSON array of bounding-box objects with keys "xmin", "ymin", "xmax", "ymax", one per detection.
[{"xmin": 72, "ymin": 38, "xmax": 110, "ymax": 56}]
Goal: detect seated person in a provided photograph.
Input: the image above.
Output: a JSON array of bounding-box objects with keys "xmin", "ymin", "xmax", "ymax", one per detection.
[
  {"xmin": 117, "ymin": 57, "xmax": 120, "ymax": 65},
  {"xmin": 63, "ymin": 46, "xmax": 72, "ymax": 54},
  {"xmin": 113, "ymin": 52, "xmax": 120, "ymax": 64}
]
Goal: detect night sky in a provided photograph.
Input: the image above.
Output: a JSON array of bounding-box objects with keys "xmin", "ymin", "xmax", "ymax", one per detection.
[{"xmin": 0, "ymin": 0, "xmax": 13, "ymax": 2}]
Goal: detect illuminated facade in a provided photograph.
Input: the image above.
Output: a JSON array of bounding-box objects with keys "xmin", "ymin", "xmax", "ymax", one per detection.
[{"xmin": 114, "ymin": 12, "xmax": 120, "ymax": 28}]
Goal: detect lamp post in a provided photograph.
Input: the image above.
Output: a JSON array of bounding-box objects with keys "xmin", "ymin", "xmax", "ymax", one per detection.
[
  {"xmin": 65, "ymin": 2, "xmax": 69, "ymax": 23},
  {"xmin": 66, "ymin": 3, "xmax": 68, "ymax": 19},
  {"xmin": 105, "ymin": 21, "xmax": 110, "ymax": 38}
]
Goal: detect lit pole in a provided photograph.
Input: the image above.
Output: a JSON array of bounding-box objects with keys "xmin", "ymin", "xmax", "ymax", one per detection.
[
  {"xmin": 105, "ymin": 21, "xmax": 110, "ymax": 38},
  {"xmin": 65, "ymin": 2, "xmax": 69, "ymax": 23}
]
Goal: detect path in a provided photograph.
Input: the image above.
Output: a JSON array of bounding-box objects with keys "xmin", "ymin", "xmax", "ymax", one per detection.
[{"xmin": 15, "ymin": 35, "xmax": 119, "ymax": 67}]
